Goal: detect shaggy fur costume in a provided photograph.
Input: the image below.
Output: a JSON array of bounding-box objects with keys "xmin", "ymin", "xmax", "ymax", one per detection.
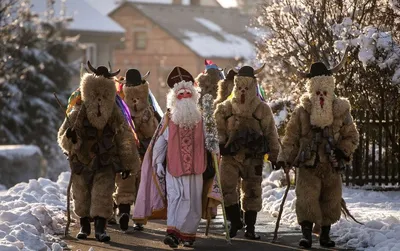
[
  {"xmin": 277, "ymin": 75, "xmax": 359, "ymax": 225},
  {"xmin": 215, "ymin": 76, "xmax": 280, "ymax": 211},
  {"xmin": 123, "ymin": 82, "xmax": 159, "ymax": 142},
  {"xmin": 112, "ymin": 82, "xmax": 159, "ymax": 206},
  {"xmin": 213, "ymin": 77, "xmax": 234, "ymax": 108},
  {"xmin": 195, "ymin": 68, "xmax": 220, "ymax": 102},
  {"xmin": 58, "ymin": 73, "xmax": 140, "ymax": 218}
]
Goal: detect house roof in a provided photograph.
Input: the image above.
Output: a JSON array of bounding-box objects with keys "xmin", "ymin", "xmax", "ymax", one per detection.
[
  {"xmin": 86, "ymin": 0, "xmax": 223, "ymax": 16},
  {"xmin": 30, "ymin": 0, "xmax": 125, "ymax": 34},
  {"xmin": 116, "ymin": 3, "xmax": 255, "ymax": 59}
]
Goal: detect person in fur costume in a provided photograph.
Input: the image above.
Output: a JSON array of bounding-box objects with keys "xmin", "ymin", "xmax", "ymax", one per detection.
[
  {"xmin": 213, "ymin": 68, "xmax": 236, "ymax": 108},
  {"xmin": 57, "ymin": 62, "xmax": 140, "ymax": 242},
  {"xmin": 111, "ymin": 69, "xmax": 161, "ymax": 231},
  {"xmin": 214, "ymin": 64, "xmax": 280, "ymax": 240},
  {"xmin": 213, "ymin": 68, "xmax": 246, "ymax": 225},
  {"xmin": 195, "ymin": 60, "xmax": 224, "ymax": 220},
  {"xmin": 276, "ymin": 57, "xmax": 359, "ymax": 248},
  {"xmin": 195, "ymin": 59, "xmax": 224, "ymax": 101}
]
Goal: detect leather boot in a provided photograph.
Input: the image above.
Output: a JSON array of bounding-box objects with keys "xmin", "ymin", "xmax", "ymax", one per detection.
[
  {"xmin": 94, "ymin": 217, "xmax": 110, "ymax": 242},
  {"xmin": 319, "ymin": 225, "xmax": 335, "ymax": 247},
  {"xmin": 133, "ymin": 223, "xmax": 144, "ymax": 231},
  {"xmin": 163, "ymin": 234, "xmax": 179, "ymax": 248},
  {"xmin": 299, "ymin": 221, "xmax": 313, "ymax": 248},
  {"xmin": 118, "ymin": 204, "xmax": 131, "ymax": 231},
  {"xmin": 224, "ymin": 204, "xmax": 243, "ymax": 238},
  {"xmin": 244, "ymin": 211, "xmax": 260, "ymax": 240},
  {"xmin": 76, "ymin": 217, "xmax": 91, "ymax": 239}
]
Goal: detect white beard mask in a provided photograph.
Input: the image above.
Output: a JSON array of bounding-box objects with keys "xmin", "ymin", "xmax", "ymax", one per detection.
[
  {"xmin": 167, "ymin": 80, "xmax": 201, "ymax": 129},
  {"xmin": 170, "ymin": 98, "xmax": 201, "ymax": 129}
]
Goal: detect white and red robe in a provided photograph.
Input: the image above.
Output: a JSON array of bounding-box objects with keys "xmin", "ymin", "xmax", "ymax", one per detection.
[{"xmin": 152, "ymin": 119, "xmax": 206, "ymax": 242}]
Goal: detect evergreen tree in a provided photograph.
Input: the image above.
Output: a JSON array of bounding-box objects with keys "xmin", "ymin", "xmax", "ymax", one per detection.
[{"xmin": 0, "ymin": 0, "xmax": 78, "ymax": 179}]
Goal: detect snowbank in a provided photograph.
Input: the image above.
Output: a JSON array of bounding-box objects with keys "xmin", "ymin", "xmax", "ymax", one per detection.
[
  {"xmin": 262, "ymin": 170, "xmax": 400, "ymax": 250},
  {"xmin": 0, "ymin": 145, "xmax": 46, "ymax": 188},
  {"xmin": 0, "ymin": 172, "xmax": 70, "ymax": 251}
]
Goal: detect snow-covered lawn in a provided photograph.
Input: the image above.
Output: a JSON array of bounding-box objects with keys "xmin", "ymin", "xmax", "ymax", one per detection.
[
  {"xmin": 0, "ymin": 173, "xmax": 70, "ymax": 251},
  {"xmin": 262, "ymin": 169, "xmax": 400, "ymax": 251}
]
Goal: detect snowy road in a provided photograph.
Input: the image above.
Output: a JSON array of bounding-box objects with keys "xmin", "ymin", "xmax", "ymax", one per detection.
[{"xmin": 1, "ymin": 171, "xmax": 399, "ymax": 250}]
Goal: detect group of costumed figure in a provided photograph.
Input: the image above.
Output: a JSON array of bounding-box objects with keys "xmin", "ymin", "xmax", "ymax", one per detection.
[{"xmin": 57, "ymin": 52, "xmax": 359, "ymax": 249}]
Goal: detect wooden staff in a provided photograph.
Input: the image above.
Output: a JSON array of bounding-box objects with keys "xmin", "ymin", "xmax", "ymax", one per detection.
[{"xmin": 272, "ymin": 137, "xmax": 303, "ymax": 242}]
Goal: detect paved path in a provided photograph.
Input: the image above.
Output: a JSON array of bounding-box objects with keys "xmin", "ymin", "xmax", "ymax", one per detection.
[{"xmin": 62, "ymin": 209, "xmax": 353, "ymax": 251}]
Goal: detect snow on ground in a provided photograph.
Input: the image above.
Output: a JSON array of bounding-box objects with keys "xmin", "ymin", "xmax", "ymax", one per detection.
[
  {"xmin": 262, "ymin": 169, "xmax": 400, "ymax": 251},
  {"xmin": 0, "ymin": 172, "xmax": 70, "ymax": 251}
]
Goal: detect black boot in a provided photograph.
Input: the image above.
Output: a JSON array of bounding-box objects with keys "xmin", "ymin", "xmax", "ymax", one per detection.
[
  {"xmin": 225, "ymin": 204, "xmax": 243, "ymax": 238},
  {"xmin": 319, "ymin": 225, "xmax": 335, "ymax": 247},
  {"xmin": 163, "ymin": 234, "xmax": 179, "ymax": 248},
  {"xmin": 94, "ymin": 217, "xmax": 110, "ymax": 242},
  {"xmin": 244, "ymin": 211, "xmax": 261, "ymax": 240},
  {"xmin": 133, "ymin": 223, "xmax": 144, "ymax": 231},
  {"xmin": 299, "ymin": 221, "xmax": 313, "ymax": 248},
  {"xmin": 76, "ymin": 217, "xmax": 91, "ymax": 239},
  {"xmin": 118, "ymin": 204, "xmax": 131, "ymax": 231}
]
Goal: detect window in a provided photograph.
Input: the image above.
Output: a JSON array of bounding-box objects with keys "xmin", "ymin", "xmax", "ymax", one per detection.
[
  {"xmin": 134, "ymin": 31, "xmax": 147, "ymax": 50},
  {"xmin": 82, "ymin": 43, "xmax": 97, "ymax": 65}
]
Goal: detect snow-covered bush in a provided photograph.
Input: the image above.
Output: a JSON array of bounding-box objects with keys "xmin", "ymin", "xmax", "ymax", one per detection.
[{"xmin": 254, "ymin": 0, "xmax": 400, "ymax": 114}]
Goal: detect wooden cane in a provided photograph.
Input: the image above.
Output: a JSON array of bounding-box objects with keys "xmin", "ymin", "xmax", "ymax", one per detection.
[
  {"xmin": 272, "ymin": 168, "xmax": 291, "ymax": 242},
  {"xmin": 272, "ymin": 137, "xmax": 303, "ymax": 242},
  {"xmin": 64, "ymin": 175, "xmax": 73, "ymax": 237}
]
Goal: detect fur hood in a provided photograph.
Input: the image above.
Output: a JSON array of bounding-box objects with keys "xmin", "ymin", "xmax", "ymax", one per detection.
[{"xmin": 299, "ymin": 94, "xmax": 351, "ymax": 118}]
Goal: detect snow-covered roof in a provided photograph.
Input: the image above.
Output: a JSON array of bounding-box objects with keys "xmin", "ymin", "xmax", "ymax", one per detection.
[
  {"xmin": 118, "ymin": 3, "xmax": 255, "ymax": 59},
  {"xmin": 30, "ymin": 0, "xmax": 125, "ymax": 34},
  {"xmin": 86, "ymin": 0, "xmax": 225, "ymax": 15}
]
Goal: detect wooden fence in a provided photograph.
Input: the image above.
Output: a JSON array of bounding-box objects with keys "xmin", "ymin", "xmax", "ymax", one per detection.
[{"xmin": 344, "ymin": 109, "xmax": 400, "ymax": 187}]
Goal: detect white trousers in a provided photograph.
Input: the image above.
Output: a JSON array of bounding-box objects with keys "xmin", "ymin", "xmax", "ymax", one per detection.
[{"xmin": 166, "ymin": 170, "xmax": 203, "ymax": 241}]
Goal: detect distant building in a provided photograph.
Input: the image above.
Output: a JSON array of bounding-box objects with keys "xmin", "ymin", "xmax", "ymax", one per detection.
[
  {"xmin": 109, "ymin": 1, "xmax": 255, "ymax": 109},
  {"xmin": 30, "ymin": 0, "xmax": 126, "ymax": 88},
  {"xmin": 236, "ymin": 0, "xmax": 263, "ymax": 15}
]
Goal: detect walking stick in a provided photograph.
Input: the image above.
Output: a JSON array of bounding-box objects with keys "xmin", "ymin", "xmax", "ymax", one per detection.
[
  {"xmin": 54, "ymin": 92, "xmax": 83, "ymax": 237},
  {"xmin": 202, "ymin": 94, "xmax": 231, "ymax": 244},
  {"xmin": 272, "ymin": 137, "xmax": 303, "ymax": 242},
  {"xmin": 272, "ymin": 167, "xmax": 291, "ymax": 242}
]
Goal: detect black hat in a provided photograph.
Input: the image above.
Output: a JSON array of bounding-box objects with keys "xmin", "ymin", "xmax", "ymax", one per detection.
[
  {"xmin": 124, "ymin": 69, "xmax": 150, "ymax": 86},
  {"xmin": 166, "ymin": 66, "xmax": 194, "ymax": 88},
  {"xmin": 225, "ymin": 69, "xmax": 237, "ymax": 80},
  {"xmin": 306, "ymin": 62, "xmax": 332, "ymax": 78},
  {"xmin": 125, "ymin": 69, "xmax": 142, "ymax": 86},
  {"xmin": 237, "ymin": 66, "xmax": 255, "ymax": 78},
  {"xmin": 87, "ymin": 60, "xmax": 120, "ymax": 79},
  {"xmin": 233, "ymin": 63, "xmax": 265, "ymax": 78}
]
